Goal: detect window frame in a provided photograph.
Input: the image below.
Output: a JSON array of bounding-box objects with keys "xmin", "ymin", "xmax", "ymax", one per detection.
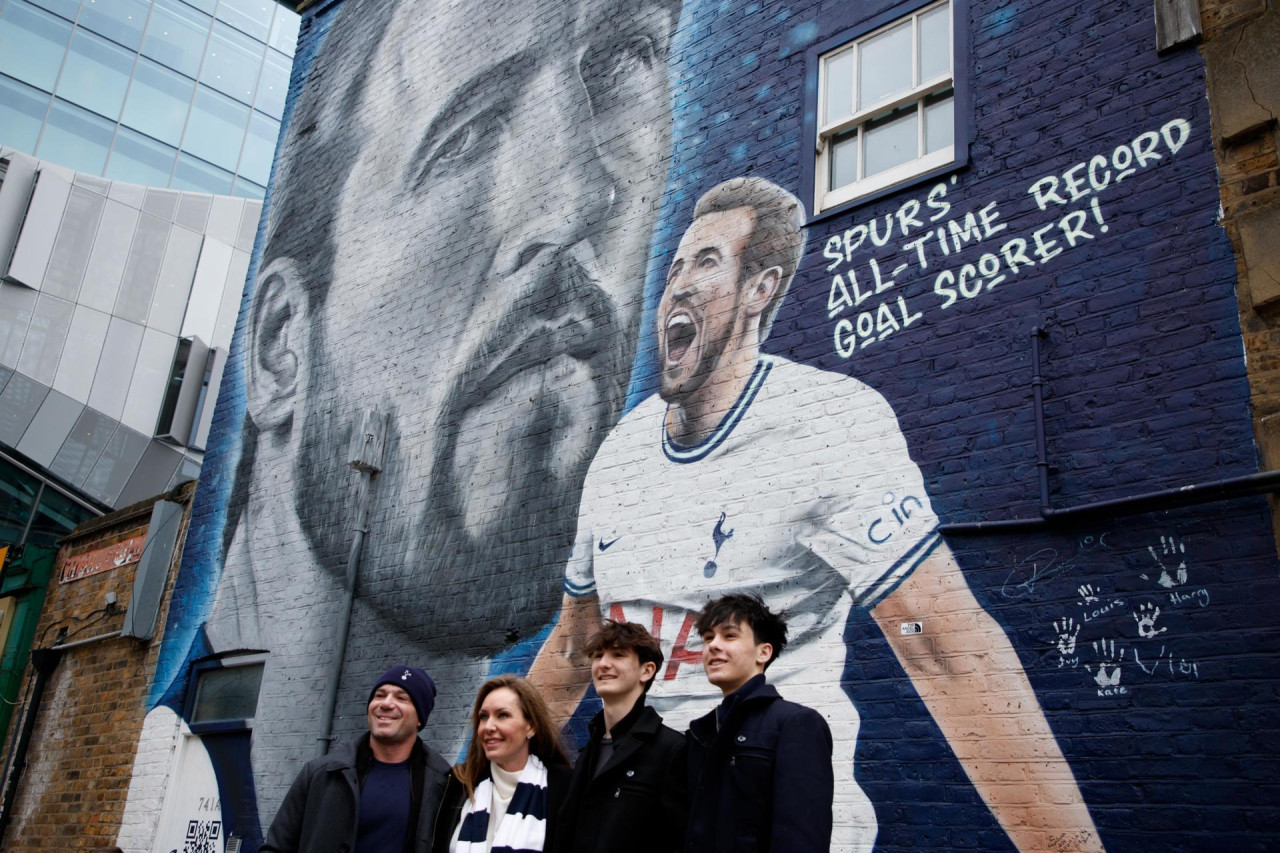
[
  {"xmin": 802, "ymin": 0, "xmax": 969, "ymax": 219},
  {"xmin": 184, "ymin": 652, "xmax": 267, "ymax": 735}
]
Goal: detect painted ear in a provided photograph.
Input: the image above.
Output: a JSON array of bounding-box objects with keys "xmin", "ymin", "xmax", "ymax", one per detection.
[
  {"xmin": 247, "ymin": 257, "xmax": 311, "ymax": 433},
  {"xmin": 744, "ymin": 265, "xmax": 783, "ymax": 319}
]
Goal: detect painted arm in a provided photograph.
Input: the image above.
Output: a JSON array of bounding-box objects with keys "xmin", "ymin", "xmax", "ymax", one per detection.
[
  {"xmin": 871, "ymin": 546, "xmax": 1105, "ymax": 853},
  {"xmin": 528, "ymin": 591, "xmax": 599, "ymax": 727}
]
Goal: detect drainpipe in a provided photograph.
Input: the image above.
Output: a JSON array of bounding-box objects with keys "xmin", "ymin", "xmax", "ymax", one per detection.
[
  {"xmin": 316, "ymin": 408, "xmax": 386, "ymax": 756},
  {"xmin": 0, "ymin": 647, "xmax": 63, "ymax": 843},
  {"xmin": 940, "ymin": 329, "xmax": 1280, "ymax": 534}
]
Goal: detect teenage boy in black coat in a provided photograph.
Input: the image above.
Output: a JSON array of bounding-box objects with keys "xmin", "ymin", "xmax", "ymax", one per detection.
[
  {"xmin": 553, "ymin": 621, "xmax": 688, "ymax": 853},
  {"xmin": 685, "ymin": 594, "xmax": 834, "ymax": 853}
]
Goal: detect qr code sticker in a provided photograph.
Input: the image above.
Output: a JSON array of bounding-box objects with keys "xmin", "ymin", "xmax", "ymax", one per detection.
[{"xmin": 183, "ymin": 819, "xmax": 221, "ymax": 853}]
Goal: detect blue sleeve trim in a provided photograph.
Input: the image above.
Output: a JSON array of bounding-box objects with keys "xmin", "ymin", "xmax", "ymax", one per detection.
[{"xmin": 859, "ymin": 527, "xmax": 943, "ymax": 609}]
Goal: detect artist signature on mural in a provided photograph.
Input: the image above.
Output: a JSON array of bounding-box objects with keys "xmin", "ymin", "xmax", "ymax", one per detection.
[{"xmin": 1000, "ymin": 533, "xmax": 1110, "ymax": 600}]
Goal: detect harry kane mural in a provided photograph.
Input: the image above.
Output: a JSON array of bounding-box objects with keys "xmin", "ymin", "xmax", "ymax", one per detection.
[{"xmin": 125, "ymin": 0, "xmax": 1280, "ymax": 851}]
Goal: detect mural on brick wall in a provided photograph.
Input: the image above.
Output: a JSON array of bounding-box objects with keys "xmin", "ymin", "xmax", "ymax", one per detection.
[{"xmin": 125, "ymin": 0, "xmax": 1280, "ymax": 851}]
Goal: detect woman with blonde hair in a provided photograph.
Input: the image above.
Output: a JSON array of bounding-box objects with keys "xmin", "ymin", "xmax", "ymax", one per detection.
[{"xmin": 435, "ymin": 675, "xmax": 572, "ymax": 853}]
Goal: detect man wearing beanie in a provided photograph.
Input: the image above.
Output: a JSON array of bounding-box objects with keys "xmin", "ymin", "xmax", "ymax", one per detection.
[{"xmin": 261, "ymin": 665, "xmax": 452, "ymax": 852}]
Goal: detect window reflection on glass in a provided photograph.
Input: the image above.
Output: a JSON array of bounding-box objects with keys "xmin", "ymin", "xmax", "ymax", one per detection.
[
  {"xmin": 918, "ymin": 4, "xmax": 950, "ymax": 82},
  {"xmin": 215, "ymin": 0, "xmax": 273, "ymax": 41},
  {"xmin": 268, "ymin": 8, "xmax": 299, "ymax": 57},
  {"xmin": 858, "ymin": 20, "xmax": 912, "ymax": 109},
  {"xmin": 142, "ymin": 0, "xmax": 212, "ymax": 79},
  {"xmin": 183, "ymin": 85, "xmax": 248, "ymax": 171},
  {"xmin": 254, "ymin": 48, "xmax": 289, "ymax": 120},
  {"xmin": 173, "ymin": 152, "xmax": 233, "ymax": 195},
  {"xmin": 107, "ymin": 126, "xmax": 178, "ymax": 187},
  {"xmin": 201, "ymin": 21, "xmax": 264, "ymax": 105},
  {"xmin": 830, "ymin": 128, "xmax": 859, "ymax": 191},
  {"xmin": 122, "ymin": 58, "xmax": 194, "ymax": 147},
  {"xmin": 238, "ymin": 110, "xmax": 277, "ymax": 185},
  {"xmin": 0, "ymin": 460, "xmax": 40, "ymax": 547},
  {"xmin": 77, "ymin": 0, "xmax": 150, "ymax": 52},
  {"xmin": 823, "ymin": 48, "xmax": 853, "ymax": 125},
  {"xmin": 191, "ymin": 663, "xmax": 264, "ymax": 724},
  {"xmin": 23, "ymin": 0, "xmax": 79, "ymax": 21},
  {"xmin": 0, "ymin": 1, "xmax": 74, "ymax": 93},
  {"xmin": 56, "ymin": 28, "xmax": 135, "ymax": 120},
  {"xmin": 38, "ymin": 98, "xmax": 116, "ymax": 174},
  {"xmin": 924, "ymin": 90, "xmax": 953, "ymax": 154},
  {"xmin": 0, "ymin": 75, "xmax": 52, "ymax": 154},
  {"xmin": 863, "ymin": 105, "xmax": 917, "ymax": 178},
  {"xmin": 232, "ymin": 176, "xmax": 264, "ymax": 200}
]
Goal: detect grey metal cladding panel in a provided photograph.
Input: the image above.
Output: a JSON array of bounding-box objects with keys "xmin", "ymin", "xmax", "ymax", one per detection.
[
  {"xmin": 0, "ymin": 364, "xmax": 12, "ymax": 396},
  {"xmin": 120, "ymin": 327, "xmax": 177, "ymax": 435},
  {"xmin": 87, "ymin": 316, "xmax": 145, "ymax": 420},
  {"xmin": 108, "ymin": 180, "xmax": 147, "ymax": 211},
  {"xmin": 148, "ymin": 227, "xmax": 202, "ymax": 335},
  {"xmin": 121, "ymin": 498, "xmax": 183, "ymax": 639},
  {"xmin": 235, "ymin": 200, "xmax": 262, "ymax": 252},
  {"xmin": 212, "ymin": 249, "xmax": 250, "ymax": 352},
  {"xmin": 206, "ymin": 196, "xmax": 242, "ymax": 247},
  {"xmin": 52, "ymin": 304, "xmax": 110, "ymax": 403},
  {"xmin": 5, "ymin": 169, "xmax": 71, "ymax": 290},
  {"xmin": 190, "ymin": 345, "xmax": 227, "ymax": 451},
  {"xmin": 113, "ymin": 213, "xmax": 171, "ymax": 324},
  {"xmin": 174, "ymin": 193, "xmax": 211, "ymax": 233},
  {"xmin": 16, "ymin": 293, "xmax": 75, "ymax": 386},
  {"xmin": 0, "ymin": 283, "xmax": 38, "ymax": 367},
  {"xmin": 73, "ymin": 173, "xmax": 111, "ymax": 196},
  {"xmin": 181, "ymin": 238, "xmax": 231, "ymax": 344},
  {"xmin": 0, "ymin": 154, "xmax": 38, "ymax": 274},
  {"xmin": 49, "ymin": 407, "xmax": 118, "ymax": 486},
  {"xmin": 166, "ymin": 455, "xmax": 201, "ymax": 489},
  {"xmin": 79, "ymin": 199, "xmax": 140, "ymax": 314},
  {"xmin": 115, "ymin": 440, "xmax": 183, "ymax": 507},
  {"xmin": 0, "ymin": 372, "xmax": 50, "ymax": 447},
  {"xmin": 82, "ymin": 423, "xmax": 148, "ymax": 506},
  {"xmin": 142, "ymin": 189, "xmax": 179, "ymax": 221},
  {"xmin": 42, "ymin": 186, "xmax": 107, "ymax": 302},
  {"xmin": 15, "ymin": 389, "xmax": 83, "ymax": 467}
]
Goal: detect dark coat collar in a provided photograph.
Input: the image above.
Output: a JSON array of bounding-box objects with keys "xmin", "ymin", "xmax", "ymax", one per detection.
[{"xmin": 689, "ymin": 675, "xmax": 779, "ymax": 744}]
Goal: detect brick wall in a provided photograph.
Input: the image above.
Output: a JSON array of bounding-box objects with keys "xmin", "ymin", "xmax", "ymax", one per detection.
[{"xmin": 0, "ymin": 482, "xmax": 194, "ymax": 851}]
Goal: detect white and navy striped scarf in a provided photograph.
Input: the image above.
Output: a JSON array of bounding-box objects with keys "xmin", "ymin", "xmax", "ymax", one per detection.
[{"xmin": 455, "ymin": 753, "xmax": 549, "ymax": 853}]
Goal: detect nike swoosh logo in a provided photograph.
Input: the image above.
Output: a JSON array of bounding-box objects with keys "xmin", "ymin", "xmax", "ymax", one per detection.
[{"xmin": 598, "ymin": 536, "xmax": 622, "ymax": 552}]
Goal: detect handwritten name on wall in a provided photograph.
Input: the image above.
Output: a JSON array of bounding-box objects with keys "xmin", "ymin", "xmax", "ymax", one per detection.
[{"xmin": 823, "ymin": 118, "xmax": 1192, "ymax": 357}]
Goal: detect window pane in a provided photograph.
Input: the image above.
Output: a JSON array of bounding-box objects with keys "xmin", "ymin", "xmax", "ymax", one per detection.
[
  {"xmin": 183, "ymin": 85, "xmax": 248, "ymax": 170},
  {"xmin": 254, "ymin": 48, "xmax": 289, "ymax": 119},
  {"xmin": 863, "ymin": 104, "xmax": 918, "ymax": 177},
  {"xmin": 192, "ymin": 663, "xmax": 264, "ymax": 723},
  {"xmin": 859, "ymin": 21, "xmax": 912, "ymax": 109},
  {"xmin": 924, "ymin": 90, "xmax": 953, "ymax": 154},
  {"xmin": 0, "ymin": 460, "xmax": 39, "ymax": 546},
  {"xmin": 25, "ymin": 0, "xmax": 78, "ymax": 20},
  {"xmin": 107, "ymin": 127, "xmax": 178, "ymax": 187},
  {"xmin": 232, "ymin": 176, "xmax": 264, "ymax": 199},
  {"xmin": 830, "ymin": 128, "xmax": 858, "ymax": 191},
  {"xmin": 142, "ymin": 0, "xmax": 212, "ymax": 79},
  {"xmin": 26, "ymin": 485, "xmax": 93, "ymax": 547},
  {"xmin": 121, "ymin": 58, "xmax": 194, "ymax": 146},
  {"xmin": 37, "ymin": 99, "xmax": 115, "ymax": 173},
  {"xmin": 201, "ymin": 20, "xmax": 263, "ymax": 104},
  {"xmin": 238, "ymin": 110, "xmax": 276, "ymax": 185},
  {"xmin": 173, "ymin": 152, "xmax": 233, "ymax": 194},
  {"xmin": 56, "ymin": 28, "xmax": 135, "ymax": 120},
  {"xmin": 918, "ymin": 3, "xmax": 950, "ymax": 83},
  {"xmin": 215, "ymin": 0, "xmax": 273, "ymax": 40},
  {"xmin": 823, "ymin": 48, "xmax": 853, "ymax": 125},
  {"xmin": 0, "ymin": 74, "xmax": 52, "ymax": 154},
  {"xmin": 77, "ymin": 0, "xmax": 150, "ymax": 51},
  {"xmin": 268, "ymin": 8, "xmax": 299, "ymax": 56},
  {"xmin": 0, "ymin": 1, "xmax": 73, "ymax": 92}
]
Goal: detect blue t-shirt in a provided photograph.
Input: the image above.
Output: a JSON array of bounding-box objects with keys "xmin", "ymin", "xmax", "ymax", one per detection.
[{"xmin": 356, "ymin": 757, "xmax": 412, "ymax": 853}]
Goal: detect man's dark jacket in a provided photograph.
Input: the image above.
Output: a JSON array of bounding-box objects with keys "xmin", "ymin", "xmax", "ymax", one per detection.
[
  {"xmin": 260, "ymin": 735, "xmax": 452, "ymax": 853},
  {"xmin": 685, "ymin": 674, "xmax": 833, "ymax": 853},
  {"xmin": 552, "ymin": 697, "xmax": 688, "ymax": 853}
]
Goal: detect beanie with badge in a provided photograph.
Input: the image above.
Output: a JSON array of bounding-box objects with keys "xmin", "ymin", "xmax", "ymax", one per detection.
[{"xmin": 368, "ymin": 665, "xmax": 437, "ymax": 730}]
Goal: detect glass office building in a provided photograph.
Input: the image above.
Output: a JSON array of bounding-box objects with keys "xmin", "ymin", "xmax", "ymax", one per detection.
[{"xmin": 0, "ymin": 0, "xmax": 299, "ymax": 200}]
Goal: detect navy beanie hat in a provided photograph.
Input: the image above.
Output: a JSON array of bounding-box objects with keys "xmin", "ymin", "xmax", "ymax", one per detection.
[{"xmin": 369, "ymin": 665, "xmax": 437, "ymax": 730}]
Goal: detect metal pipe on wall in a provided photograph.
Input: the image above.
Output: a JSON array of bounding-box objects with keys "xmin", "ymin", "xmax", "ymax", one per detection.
[{"xmin": 0, "ymin": 647, "xmax": 63, "ymax": 844}]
